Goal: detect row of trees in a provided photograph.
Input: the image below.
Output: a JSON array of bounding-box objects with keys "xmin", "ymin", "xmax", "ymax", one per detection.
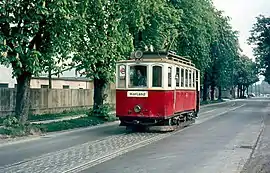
[
  {"xmin": 0, "ymin": 0, "xmax": 259, "ymax": 123},
  {"xmin": 248, "ymin": 15, "xmax": 270, "ymax": 84}
]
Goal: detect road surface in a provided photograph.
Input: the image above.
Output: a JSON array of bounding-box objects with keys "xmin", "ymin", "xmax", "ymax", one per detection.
[{"xmin": 0, "ymin": 98, "xmax": 267, "ymax": 173}]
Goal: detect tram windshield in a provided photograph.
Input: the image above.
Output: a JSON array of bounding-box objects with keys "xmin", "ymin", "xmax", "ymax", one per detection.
[{"xmin": 129, "ymin": 65, "xmax": 147, "ymax": 88}]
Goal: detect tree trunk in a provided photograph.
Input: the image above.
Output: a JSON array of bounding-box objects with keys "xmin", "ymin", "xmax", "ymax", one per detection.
[
  {"xmin": 239, "ymin": 85, "xmax": 244, "ymax": 98},
  {"xmin": 15, "ymin": 72, "xmax": 32, "ymax": 124},
  {"xmin": 237, "ymin": 85, "xmax": 240, "ymax": 98},
  {"xmin": 232, "ymin": 87, "xmax": 236, "ymax": 99},
  {"xmin": 210, "ymin": 85, "xmax": 215, "ymax": 101},
  {"xmin": 93, "ymin": 77, "xmax": 106, "ymax": 111},
  {"xmin": 202, "ymin": 72, "xmax": 208, "ymax": 101},
  {"xmin": 218, "ymin": 86, "xmax": 222, "ymax": 100},
  {"xmin": 239, "ymin": 85, "xmax": 242, "ymax": 98},
  {"xmin": 48, "ymin": 66, "xmax": 52, "ymax": 89}
]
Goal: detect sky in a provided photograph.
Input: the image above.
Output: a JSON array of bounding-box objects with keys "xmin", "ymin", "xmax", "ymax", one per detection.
[
  {"xmin": 213, "ymin": 0, "xmax": 270, "ymax": 60},
  {"xmin": 213, "ymin": 0, "xmax": 270, "ymax": 83}
]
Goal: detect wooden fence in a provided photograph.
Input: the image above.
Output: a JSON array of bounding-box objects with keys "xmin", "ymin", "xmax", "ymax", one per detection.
[
  {"xmin": 0, "ymin": 83, "xmax": 232, "ymax": 117},
  {"xmin": 0, "ymin": 84, "xmax": 116, "ymax": 117}
]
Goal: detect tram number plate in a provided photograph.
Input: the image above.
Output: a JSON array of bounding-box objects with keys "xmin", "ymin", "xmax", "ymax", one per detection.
[{"xmin": 127, "ymin": 91, "xmax": 148, "ymax": 97}]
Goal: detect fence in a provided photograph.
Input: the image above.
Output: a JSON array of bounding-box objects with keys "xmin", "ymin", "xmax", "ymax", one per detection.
[
  {"xmin": 0, "ymin": 83, "xmax": 231, "ymax": 117},
  {"xmin": 0, "ymin": 83, "xmax": 116, "ymax": 117}
]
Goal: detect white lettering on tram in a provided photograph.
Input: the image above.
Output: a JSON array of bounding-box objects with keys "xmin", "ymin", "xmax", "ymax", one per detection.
[{"xmin": 127, "ymin": 91, "xmax": 148, "ymax": 97}]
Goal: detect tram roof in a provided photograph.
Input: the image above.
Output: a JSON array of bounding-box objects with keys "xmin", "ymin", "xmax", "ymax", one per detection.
[{"xmin": 119, "ymin": 51, "xmax": 196, "ymax": 67}]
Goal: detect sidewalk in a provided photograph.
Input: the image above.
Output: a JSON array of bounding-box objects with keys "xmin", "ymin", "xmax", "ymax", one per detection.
[
  {"xmin": 241, "ymin": 116, "xmax": 270, "ymax": 173},
  {"xmin": 30, "ymin": 114, "xmax": 88, "ymax": 124}
]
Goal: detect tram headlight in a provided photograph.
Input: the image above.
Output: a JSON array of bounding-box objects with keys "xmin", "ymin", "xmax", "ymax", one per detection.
[{"xmin": 134, "ymin": 105, "xmax": 141, "ymax": 113}]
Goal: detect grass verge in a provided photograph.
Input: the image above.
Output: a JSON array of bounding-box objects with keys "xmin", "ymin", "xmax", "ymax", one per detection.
[
  {"xmin": 28, "ymin": 109, "xmax": 90, "ymax": 122},
  {"xmin": 0, "ymin": 109, "xmax": 91, "ymax": 126},
  {"xmin": 0, "ymin": 115, "xmax": 118, "ymax": 138},
  {"xmin": 36, "ymin": 115, "xmax": 117, "ymax": 133}
]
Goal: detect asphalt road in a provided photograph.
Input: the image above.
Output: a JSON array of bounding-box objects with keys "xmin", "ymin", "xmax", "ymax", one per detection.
[{"xmin": 0, "ymin": 98, "xmax": 267, "ymax": 173}]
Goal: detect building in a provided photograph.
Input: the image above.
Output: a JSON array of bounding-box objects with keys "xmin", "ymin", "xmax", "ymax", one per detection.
[
  {"xmin": 30, "ymin": 77, "xmax": 91, "ymax": 89},
  {"xmin": 0, "ymin": 65, "xmax": 16, "ymax": 88},
  {"xmin": 0, "ymin": 65, "xmax": 91, "ymax": 89}
]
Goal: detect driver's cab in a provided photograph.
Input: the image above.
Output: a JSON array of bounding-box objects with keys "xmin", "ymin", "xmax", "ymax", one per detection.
[{"xmin": 116, "ymin": 62, "xmax": 166, "ymax": 90}]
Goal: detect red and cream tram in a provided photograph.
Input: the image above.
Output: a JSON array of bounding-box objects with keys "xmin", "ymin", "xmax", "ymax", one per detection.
[{"xmin": 115, "ymin": 50, "xmax": 200, "ymax": 130}]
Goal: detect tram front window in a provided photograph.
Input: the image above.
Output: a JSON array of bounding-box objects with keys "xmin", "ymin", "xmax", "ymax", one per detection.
[{"xmin": 129, "ymin": 65, "xmax": 147, "ymax": 88}]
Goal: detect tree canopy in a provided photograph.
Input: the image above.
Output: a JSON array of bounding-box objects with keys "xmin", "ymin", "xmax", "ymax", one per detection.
[
  {"xmin": 0, "ymin": 0, "xmax": 260, "ymax": 122},
  {"xmin": 0, "ymin": 0, "xmax": 80, "ymax": 122}
]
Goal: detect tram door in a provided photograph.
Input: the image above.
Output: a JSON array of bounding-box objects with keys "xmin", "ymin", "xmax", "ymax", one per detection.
[
  {"xmin": 195, "ymin": 70, "xmax": 200, "ymax": 113},
  {"xmin": 168, "ymin": 66, "xmax": 177, "ymax": 112}
]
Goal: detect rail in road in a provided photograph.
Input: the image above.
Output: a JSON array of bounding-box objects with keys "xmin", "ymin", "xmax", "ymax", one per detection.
[{"xmin": 0, "ymin": 100, "xmax": 253, "ymax": 173}]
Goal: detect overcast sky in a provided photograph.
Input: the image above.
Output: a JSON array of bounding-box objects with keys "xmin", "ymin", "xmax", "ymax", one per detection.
[{"xmin": 213, "ymin": 0, "xmax": 270, "ymax": 60}]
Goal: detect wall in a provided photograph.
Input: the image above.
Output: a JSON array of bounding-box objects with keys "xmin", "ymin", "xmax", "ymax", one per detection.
[
  {"xmin": 0, "ymin": 83, "xmax": 116, "ymax": 117},
  {"xmin": 30, "ymin": 78, "xmax": 92, "ymax": 89}
]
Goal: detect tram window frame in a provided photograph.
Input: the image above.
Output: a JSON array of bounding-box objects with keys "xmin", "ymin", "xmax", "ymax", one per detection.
[
  {"xmin": 192, "ymin": 70, "xmax": 195, "ymax": 88},
  {"xmin": 189, "ymin": 69, "xmax": 192, "ymax": 87},
  {"xmin": 180, "ymin": 68, "xmax": 184, "ymax": 87},
  {"xmin": 152, "ymin": 65, "xmax": 163, "ymax": 88},
  {"xmin": 117, "ymin": 64, "xmax": 126, "ymax": 88},
  {"xmin": 176, "ymin": 67, "xmax": 180, "ymax": 87},
  {"xmin": 168, "ymin": 66, "xmax": 172, "ymax": 87},
  {"xmin": 128, "ymin": 65, "xmax": 148, "ymax": 88},
  {"xmin": 185, "ymin": 68, "xmax": 188, "ymax": 88}
]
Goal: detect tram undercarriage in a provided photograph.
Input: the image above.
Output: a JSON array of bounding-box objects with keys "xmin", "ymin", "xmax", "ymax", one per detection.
[{"xmin": 119, "ymin": 110, "xmax": 198, "ymax": 132}]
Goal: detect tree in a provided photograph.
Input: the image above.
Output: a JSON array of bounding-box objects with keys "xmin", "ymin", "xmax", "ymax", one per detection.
[
  {"xmin": 248, "ymin": 15, "xmax": 270, "ymax": 83},
  {"xmin": 172, "ymin": 0, "xmax": 216, "ymax": 71},
  {"xmin": 0, "ymin": 0, "xmax": 79, "ymax": 123},
  {"xmin": 120, "ymin": 0, "xmax": 181, "ymax": 51},
  {"xmin": 73, "ymin": 0, "xmax": 181, "ymax": 112},
  {"xmin": 208, "ymin": 11, "xmax": 241, "ymax": 100},
  {"xmin": 73, "ymin": 0, "xmax": 133, "ymax": 112},
  {"xmin": 233, "ymin": 55, "xmax": 259, "ymax": 98},
  {"xmin": 171, "ymin": 0, "xmax": 219, "ymax": 101}
]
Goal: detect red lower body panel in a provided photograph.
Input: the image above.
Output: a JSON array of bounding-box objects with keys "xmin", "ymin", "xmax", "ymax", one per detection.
[{"xmin": 116, "ymin": 90, "xmax": 197, "ymax": 119}]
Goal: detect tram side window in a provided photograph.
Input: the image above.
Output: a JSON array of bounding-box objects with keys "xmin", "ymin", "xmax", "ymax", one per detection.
[
  {"xmin": 185, "ymin": 69, "xmax": 188, "ymax": 87},
  {"xmin": 168, "ymin": 67, "xmax": 172, "ymax": 87},
  {"xmin": 176, "ymin": 67, "xmax": 180, "ymax": 87},
  {"xmin": 152, "ymin": 66, "xmax": 162, "ymax": 87},
  {"xmin": 189, "ymin": 69, "xmax": 192, "ymax": 87},
  {"xmin": 129, "ymin": 65, "xmax": 147, "ymax": 88},
  {"xmin": 181, "ymin": 68, "xmax": 184, "ymax": 87},
  {"xmin": 117, "ymin": 65, "xmax": 126, "ymax": 88}
]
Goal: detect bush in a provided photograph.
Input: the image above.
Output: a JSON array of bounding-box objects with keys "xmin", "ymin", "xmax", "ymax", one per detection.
[
  {"xmin": 3, "ymin": 116, "xmax": 20, "ymax": 128},
  {"xmin": 0, "ymin": 116, "xmax": 41, "ymax": 137},
  {"xmin": 89, "ymin": 104, "xmax": 116, "ymax": 121},
  {"xmin": 0, "ymin": 124, "xmax": 41, "ymax": 137}
]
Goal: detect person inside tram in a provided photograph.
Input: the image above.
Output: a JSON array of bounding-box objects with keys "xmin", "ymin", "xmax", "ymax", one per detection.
[{"xmin": 133, "ymin": 69, "xmax": 146, "ymax": 87}]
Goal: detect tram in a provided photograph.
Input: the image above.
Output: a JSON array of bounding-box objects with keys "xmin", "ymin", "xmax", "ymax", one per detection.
[{"xmin": 115, "ymin": 50, "xmax": 200, "ymax": 131}]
